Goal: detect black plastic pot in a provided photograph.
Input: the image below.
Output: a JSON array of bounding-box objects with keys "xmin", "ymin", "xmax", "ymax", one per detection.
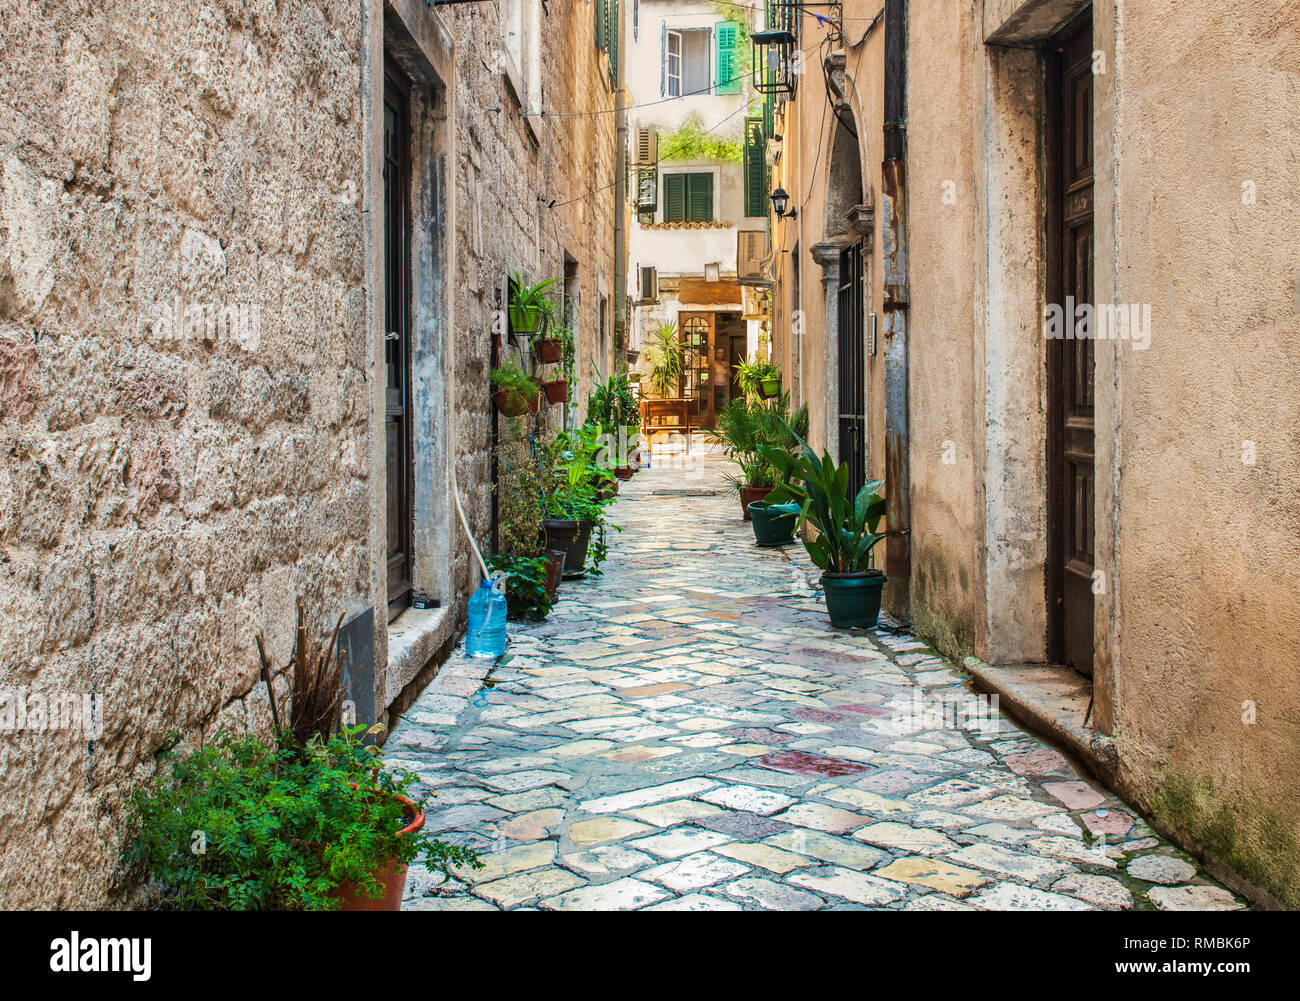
[
  {"xmin": 748, "ymin": 501, "xmax": 801, "ymax": 547},
  {"xmin": 821, "ymin": 571, "xmax": 887, "ymax": 629},
  {"xmin": 544, "ymin": 519, "xmax": 593, "ymax": 579}
]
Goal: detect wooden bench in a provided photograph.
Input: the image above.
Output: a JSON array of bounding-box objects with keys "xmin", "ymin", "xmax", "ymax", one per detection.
[{"xmin": 641, "ymin": 398, "xmax": 696, "ymax": 457}]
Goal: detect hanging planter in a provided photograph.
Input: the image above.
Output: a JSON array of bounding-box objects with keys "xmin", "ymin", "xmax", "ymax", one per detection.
[
  {"xmin": 492, "ymin": 387, "xmax": 539, "ymax": 416},
  {"xmin": 542, "ymin": 378, "xmax": 569, "ymax": 404},
  {"xmin": 534, "ymin": 337, "xmax": 563, "ymax": 364},
  {"xmin": 758, "ymin": 376, "xmax": 782, "ymax": 400},
  {"xmin": 509, "ymin": 304, "xmax": 542, "ymax": 334},
  {"xmin": 625, "ymin": 349, "xmax": 640, "ymax": 364}
]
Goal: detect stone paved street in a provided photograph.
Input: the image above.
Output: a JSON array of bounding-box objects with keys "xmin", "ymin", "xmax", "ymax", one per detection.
[{"xmin": 388, "ymin": 450, "xmax": 1246, "ymax": 912}]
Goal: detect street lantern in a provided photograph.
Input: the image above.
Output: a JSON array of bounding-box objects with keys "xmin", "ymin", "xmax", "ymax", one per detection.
[
  {"xmin": 770, "ymin": 186, "xmax": 796, "ymax": 220},
  {"xmin": 751, "ymin": 28, "xmax": 796, "ymax": 97}
]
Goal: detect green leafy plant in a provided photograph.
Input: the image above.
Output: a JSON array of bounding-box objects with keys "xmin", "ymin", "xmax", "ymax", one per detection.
[
  {"xmin": 702, "ymin": 392, "xmax": 809, "ymax": 491},
  {"xmin": 642, "ymin": 322, "xmax": 684, "ymax": 397},
  {"xmin": 765, "ymin": 431, "xmax": 887, "ymax": 574},
  {"xmin": 587, "ymin": 370, "xmax": 642, "ymax": 439},
  {"xmin": 491, "ymin": 356, "xmax": 539, "ymax": 412},
  {"xmin": 495, "ymin": 417, "xmax": 544, "ymax": 559},
  {"xmin": 485, "ymin": 553, "xmax": 553, "ymax": 621},
  {"xmin": 509, "ymin": 272, "xmax": 562, "ymax": 333},
  {"xmin": 126, "ymin": 725, "xmax": 482, "ymax": 910},
  {"xmin": 542, "ymin": 425, "xmax": 621, "ymax": 574},
  {"xmin": 735, "ymin": 356, "xmax": 782, "ymax": 398}
]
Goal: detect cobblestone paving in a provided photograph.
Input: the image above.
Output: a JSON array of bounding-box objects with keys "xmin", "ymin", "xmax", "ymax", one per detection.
[{"xmin": 389, "ymin": 451, "xmax": 1246, "ymax": 912}]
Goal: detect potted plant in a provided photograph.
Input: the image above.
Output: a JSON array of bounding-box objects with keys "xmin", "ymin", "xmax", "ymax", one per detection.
[
  {"xmin": 485, "ymin": 553, "xmax": 556, "ymax": 621},
  {"xmin": 641, "ymin": 322, "xmax": 684, "ymax": 397},
  {"xmin": 749, "ymin": 500, "xmax": 803, "ymax": 547},
  {"xmin": 701, "ymin": 393, "xmax": 809, "ymax": 520},
  {"xmin": 534, "ymin": 318, "xmax": 572, "ymax": 366},
  {"xmin": 542, "ymin": 425, "xmax": 619, "ymax": 578},
  {"xmin": 542, "ymin": 377, "xmax": 569, "ymax": 404},
  {"xmin": 587, "ymin": 371, "xmax": 642, "ymax": 479},
  {"xmin": 509, "ymin": 272, "xmax": 561, "ymax": 336},
  {"xmin": 492, "ymin": 357, "xmax": 541, "ymax": 416},
  {"xmin": 124, "ymin": 607, "xmax": 482, "ymax": 910},
  {"xmin": 736, "ymin": 356, "xmax": 783, "ymax": 400},
  {"xmin": 765, "ymin": 437, "xmax": 888, "ymax": 629}
]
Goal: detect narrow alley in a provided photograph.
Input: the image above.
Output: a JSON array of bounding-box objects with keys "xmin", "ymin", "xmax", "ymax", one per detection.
[{"xmin": 388, "ymin": 451, "xmax": 1244, "ymax": 912}]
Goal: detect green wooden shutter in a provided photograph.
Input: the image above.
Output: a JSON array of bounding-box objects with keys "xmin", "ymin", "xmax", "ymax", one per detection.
[
  {"xmin": 687, "ymin": 173, "xmax": 713, "ymax": 222},
  {"xmin": 715, "ymin": 22, "xmax": 740, "ymax": 95},
  {"xmin": 596, "ymin": 0, "xmax": 608, "ymax": 50},
  {"xmin": 663, "ymin": 173, "xmax": 686, "ymax": 222},
  {"xmin": 609, "ymin": 0, "xmax": 620, "ymax": 87},
  {"xmin": 744, "ymin": 117, "xmax": 767, "ymax": 218}
]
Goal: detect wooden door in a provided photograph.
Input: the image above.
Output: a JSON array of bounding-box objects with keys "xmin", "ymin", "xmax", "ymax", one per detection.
[
  {"xmin": 837, "ymin": 240, "xmax": 866, "ymax": 501},
  {"xmin": 678, "ymin": 312, "xmax": 715, "ymax": 428},
  {"xmin": 1049, "ymin": 17, "xmax": 1095, "ymax": 675},
  {"xmin": 383, "ymin": 66, "xmax": 413, "ymax": 621}
]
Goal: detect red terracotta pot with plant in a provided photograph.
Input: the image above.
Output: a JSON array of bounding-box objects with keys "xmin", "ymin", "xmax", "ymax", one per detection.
[
  {"xmin": 332, "ymin": 793, "xmax": 426, "ymax": 911},
  {"xmin": 542, "ymin": 378, "xmax": 569, "ymax": 404}
]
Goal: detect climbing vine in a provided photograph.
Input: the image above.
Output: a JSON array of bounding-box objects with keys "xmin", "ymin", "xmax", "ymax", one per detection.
[{"xmin": 659, "ymin": 112, "xmax": 743, "ymax": 163}]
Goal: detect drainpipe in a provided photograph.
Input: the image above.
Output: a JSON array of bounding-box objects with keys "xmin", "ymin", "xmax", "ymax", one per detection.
[
  {"xmin": 613, "ymin": 11, "xmax": 628, "ymax": 383},
  {"xmin": 882, "ymin": 0, "xmax": 911, "ymax": 609}
]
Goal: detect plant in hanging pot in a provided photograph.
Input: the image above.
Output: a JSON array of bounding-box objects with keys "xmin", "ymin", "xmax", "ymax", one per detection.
[
  {"xmin": 701, "ymin": 393, "xmax": 808, "ymax": 520},
  {"xmin": 509, "ymin": 272, "xmax": 561, "ymax": 336},
  {"xmin": 542, "ymin": 377, "xmax": 569, "ymax": 404},
  {"xmin": 736, "ymin": 356, "xmax": 783, "ymax": 400},
  {"xmin": 765, "ymin": 439, "xmax": 888, "ymax": 629},
  {"xmin": 491, "ymin": 357, "xmax": 541, "ymax": 416},
  {"xmin": 533, "ymin": 318, "xmax": 573, "ymax": 366}
]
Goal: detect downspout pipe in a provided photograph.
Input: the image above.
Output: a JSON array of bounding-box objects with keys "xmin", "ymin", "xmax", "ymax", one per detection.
[{"xmin": 881, "ymin": 0, "xmax": 912, "ymax": 612}]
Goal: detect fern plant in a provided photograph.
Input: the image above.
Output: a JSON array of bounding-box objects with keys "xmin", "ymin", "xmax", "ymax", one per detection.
[{"xmin": 701, "ymin": 392, "xmax": 809, "ymax": 490}]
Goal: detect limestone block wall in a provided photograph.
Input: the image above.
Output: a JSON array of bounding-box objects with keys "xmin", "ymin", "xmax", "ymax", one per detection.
[{"xmin": 0, "ymin": 2, "xmax": 369, "ymax": 907}]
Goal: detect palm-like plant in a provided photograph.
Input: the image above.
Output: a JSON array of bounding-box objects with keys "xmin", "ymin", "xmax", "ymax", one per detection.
[
  {"xmin": 641, "ymin": 322, "xmax": 684, "ymax": 397},
  {"xmin": 702, "ymin": 393, "xmax": 809, "ymax": 491},
  {"xmin": 764, "ymin": 432, "xmax": 886, "ymax": 575}
]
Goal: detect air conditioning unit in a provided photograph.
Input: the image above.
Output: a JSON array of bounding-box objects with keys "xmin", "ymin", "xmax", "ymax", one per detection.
[
  {"xmin": 638, "ymin": 266, "xmax": 658, "ymax": 303},
  {"xmin": 736, "ymin": 230, "xmax": 772, "ymax": 287},
  {"xmin": 633, "ymin": 128, "xmax": 658, "ymax": 166}
]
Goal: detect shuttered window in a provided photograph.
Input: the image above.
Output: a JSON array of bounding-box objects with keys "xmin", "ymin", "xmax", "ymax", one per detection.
[
  {"xmin": 608, "ymin": 0, "xmax": 620, "ymax": 87},
  {"xmin": 743, "ymin": 117, "xmax": 767, "ymax": 218},
  {"xmin": 715, "ymin": 22, "xmax": 740, "ymax": 94},
  {"xmin": 663, "ymin": 172, "xmax": 713, "ymax": 223}
]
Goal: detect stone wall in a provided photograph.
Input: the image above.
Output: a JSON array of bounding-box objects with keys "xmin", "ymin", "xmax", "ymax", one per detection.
[{"xmin": 0, "ymin": 0, "xmax": 619, "ymax": 908}]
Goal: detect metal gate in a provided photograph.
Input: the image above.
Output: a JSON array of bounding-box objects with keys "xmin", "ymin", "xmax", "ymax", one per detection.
[{"xmin": 837, "ymin": 240, "xmax": 866, "ymax": 500}]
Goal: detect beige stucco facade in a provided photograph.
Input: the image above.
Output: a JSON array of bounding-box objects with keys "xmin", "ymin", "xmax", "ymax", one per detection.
[
  {"xmin": 0, "ymin": 0, "xmax": 618, "ymax": 908},
  {"xmin": 769, "ymin": 0, "xmax": 1300, "ymax": 905}
]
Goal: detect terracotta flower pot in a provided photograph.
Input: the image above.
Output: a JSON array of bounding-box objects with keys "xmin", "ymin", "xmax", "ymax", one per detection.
[
  {"xmin": 332, "ymin": 794, "xmax": 425, "ymax": 912},
  {"xmin": 534, "ymin": 337, "xmax": 563, "ymax": 363},
  {"xmin": 493, "ymin": 388, "xmax": 539, "ymax": 417},
  {"xmin": 614, "ymin": 466, "xmax": 634, "ymax": 481},
  {"xmin": 738, "ymin": 484, "xmax": 774, "ymax": 520},
  {"xmin": 542, "ymin": 378, "xmax": 569, "ymax": 404},
  {"xmin": 541, "ymin": 549, "xmax": 566, "ymax": 600}
]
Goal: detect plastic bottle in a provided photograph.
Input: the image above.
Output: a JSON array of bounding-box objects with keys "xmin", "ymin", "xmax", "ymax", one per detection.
[{"xmin": 466, "ymin": 576, "xmax": 508, "ymax": 658}]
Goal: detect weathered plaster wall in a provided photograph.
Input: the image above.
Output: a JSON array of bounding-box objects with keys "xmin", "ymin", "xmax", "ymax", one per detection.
[
  {"xmin": 0, "ymin": 1, "xmax": 369, "ymax": 907},
  {"xmin": 1100, "ymin": 0, "xmax": 1300, "ymax": 906}
]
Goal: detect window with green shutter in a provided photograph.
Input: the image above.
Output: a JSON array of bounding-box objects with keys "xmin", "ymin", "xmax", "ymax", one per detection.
[
  {"xmin": 596, "ymin": 0, "xmax": 608, "ymax": 51},
  {"xmin": 743, "ymin": 117, "xmax": 768, "ymax": 218},
  {"xmin": 608, "ymin": 0, "xmax": 620, "ymax": 87},
  {"xmin": 662, "ymin": 172, "xmax": 713, "ymax": 223},
  {"xmin": 715, "ymin": 22, "xmax": 740, "ymax": 95}
]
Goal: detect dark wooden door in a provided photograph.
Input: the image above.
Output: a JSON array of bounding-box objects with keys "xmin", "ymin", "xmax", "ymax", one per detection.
[
  {"xmin": 1049, "ymin": 17, "xmax": 1095, "ymax": 675},
  {"xmin": 383, "ymin": 67, "xmax": 413, "ymax": 621},
  {"xmin": 837, "ymin": 240, "xmax": 866, "ymax": 501}
]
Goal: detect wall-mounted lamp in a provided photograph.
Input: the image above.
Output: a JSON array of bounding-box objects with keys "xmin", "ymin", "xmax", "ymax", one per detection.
[
  {"xmin": 770, "ymin": 186, "xmax": 797, "ymax": 220},
  {"xmin": 751, "ymin": 28, "xmax": 796, "ymax": 97}
]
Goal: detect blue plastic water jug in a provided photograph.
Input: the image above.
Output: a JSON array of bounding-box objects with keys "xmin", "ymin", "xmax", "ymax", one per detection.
[{"xmin": 466, "ymin": 576, "xmax": 507, "ymax": 658}]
